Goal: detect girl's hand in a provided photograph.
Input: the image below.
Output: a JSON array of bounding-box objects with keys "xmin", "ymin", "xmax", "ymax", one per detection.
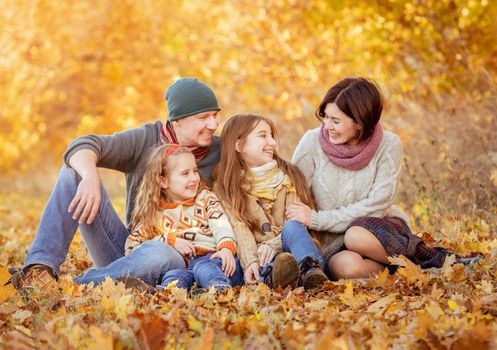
[
  {"xmin": 210, "ymin": 248, "xmax": 236, "ymax": 276},
  {"xmin": 285, "ymin": 201, "xmax": 312, "ymax": 227},
  {"xmin": 244, "ymin": 262, "xmax": 260, "ymax": 284},
  {"xmin": 174, "ymin": 238, "xmax": 196, "ymax": 257},
  {"xmin": 257, "ymin": 244, "xmax": 276, "ymax": 267}
]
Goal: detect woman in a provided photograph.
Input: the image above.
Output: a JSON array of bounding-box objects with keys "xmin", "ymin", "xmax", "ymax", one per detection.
[{"xmin": 288, "ymin": 77, "xmax": 468, "ymax": 279}]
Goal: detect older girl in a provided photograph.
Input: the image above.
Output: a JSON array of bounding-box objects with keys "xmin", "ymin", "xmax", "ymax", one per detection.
[{"xmin": 215, "ymin": 114, "xmax": 328, "ymax": 290}]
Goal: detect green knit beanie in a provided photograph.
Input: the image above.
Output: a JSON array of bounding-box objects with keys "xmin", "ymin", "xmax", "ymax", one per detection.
[{"xmin": 165, "ymin": 77, "xmax": 220, "ymax": 121}]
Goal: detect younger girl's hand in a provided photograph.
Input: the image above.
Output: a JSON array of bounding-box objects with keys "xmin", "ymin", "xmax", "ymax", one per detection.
[
  {"xmin": 285, "ymin": 201, "xmax": 312, "ymax": 227},
  {"xmin": 244, "ymin": 262, "xmax": 260, "ymax": 284},
  {"xmin": 258, "ymin": 244, "xmax": 276, "ymax": 267},
  {"xmin": 210, "ymin": 248, "xmax": 236, "ymax": 276},
  {"xmin": 174, "ymin": 238, "xmax": 196, "ymax": 257}
]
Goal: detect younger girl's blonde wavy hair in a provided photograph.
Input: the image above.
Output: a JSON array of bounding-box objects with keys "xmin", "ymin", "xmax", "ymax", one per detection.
[{"xmin": 131, "ymin": 144, "xmax": 194, "ymax": 239}]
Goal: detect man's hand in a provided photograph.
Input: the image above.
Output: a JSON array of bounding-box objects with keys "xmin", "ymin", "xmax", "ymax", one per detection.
[
  {"xmin": 258, "ymin": 244, "xmax": 276, "ymax": 267},
  {"xmin": 68, "ymin": 174, "xmax": 101, "ymax": 224},
  {"xmin": 210, "ymin": 248, "xmax": 236, "ymax": 276},
  {"xmin": 174, "ymin": 238, "xmax": 196, "ymax": 257},
  {"xmin": 244, "ymin": 262, "xmax": 260, "ymax": 284},
  {"xmin": 67, "ymin": 149, "xmax": 101, "ymax": 224},
  {"xmin": 285, "ymin": 201, "xmax": 312, "ymax": 227}
]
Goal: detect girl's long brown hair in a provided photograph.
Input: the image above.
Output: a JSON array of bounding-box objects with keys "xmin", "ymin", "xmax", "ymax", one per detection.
[
  {"xmin": 214, "ymin": 114, "xmax": 315, "ymax": 231},
  {"xmin": 131, "ymin": 144, "xmax": 193, "ymax": 239}
]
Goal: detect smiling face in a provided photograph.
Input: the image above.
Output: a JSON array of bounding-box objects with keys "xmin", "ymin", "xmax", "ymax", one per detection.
[
  {"xmin": 161, "ymin": 153, "xmax": 200, "ymax": 203},
  {"xmin": 236, "ymin": 120, "xmax": 277, "ymax": 168},
  {"xmin": 172, "ymin": 110, "xmax": 220, "ymax": 147},
  {"xmin": 322, "ymin": 103, "xmax": 361, "ymax": 146}
]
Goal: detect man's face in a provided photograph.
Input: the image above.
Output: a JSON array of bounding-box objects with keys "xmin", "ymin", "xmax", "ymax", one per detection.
[{"xmin": 172, "ymin": 111, "xmax": 220, "ymax": 147}]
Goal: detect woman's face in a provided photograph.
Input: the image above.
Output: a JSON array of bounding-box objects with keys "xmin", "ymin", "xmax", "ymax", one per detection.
[
  {"xmin": 236, "ymin": 120, "xmax": 277, "ymax": 168},
  {"xmin": 323, "ymin": 103, "xmax": 360, "ymax": 146}
]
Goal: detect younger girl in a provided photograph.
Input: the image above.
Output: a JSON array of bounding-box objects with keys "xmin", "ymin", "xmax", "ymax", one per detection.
[
  {"xmin": 215, "ymin": 114, "xmax": 328, "ymax": 291},
  {"xmin": 75, "ymin": 144, "xmax": 242, "ymax": 290}
]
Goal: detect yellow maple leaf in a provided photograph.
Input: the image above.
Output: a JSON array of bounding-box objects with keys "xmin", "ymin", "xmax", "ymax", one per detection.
[
  {"xmin": 367, "ymin": 294, "xmax": 398, "ymax": 315},
  {"xmin": 0, "ymin": 267, "xmax": 17, "ymax": 302},
  {"xmin": 115, "ymin": 294, "xmax": 135, "ymax": 321},
  {"xmin": 425, "ymin": 300, "xmax": 445, "ymax": 321},
  {"xmin": 339, "ymin": 282, "xmax": 368, "ymax": 309},
  {"xmin": 447, "ymin": 299, "xmax": 458, "ymax": 311},
  {"xmin": 187, "ymin": 315, "xmax": 203, "ymax": 334},
  {"xmin": 100, "ymin": 296, "xmax": 115, "ymax": 314},
  {"xmin": 430, "ymin": 283, "xmax": 444, "ymax": 299},
  {"xmin": 389, "ymin": 255, "xmax": 429, "ymax": 287},
  {"xmin": 476, "ymin": 280, "xmax": 494, "ymax": 295},
  {"xmin": 304, "ymin": 299, "xmax": 329, "ymax": 312},
  {"xmin": 441, "ymin": 255, "xmax": 467, "ymax": 282}
]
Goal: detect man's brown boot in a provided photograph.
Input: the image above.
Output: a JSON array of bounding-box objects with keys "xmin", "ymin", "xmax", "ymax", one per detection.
[{"xmin": 7, "ymin": 264, "xmax": 58, "ymax": 297}]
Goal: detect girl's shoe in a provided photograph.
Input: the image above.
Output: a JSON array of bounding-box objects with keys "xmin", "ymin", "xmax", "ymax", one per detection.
[
  {"xmin": 299, "ymin": 257, "xmax": 328, "ymax": 291},
  {"xmin": 261, "ymin": 252, "xmax": 300, "ymax": 289}
]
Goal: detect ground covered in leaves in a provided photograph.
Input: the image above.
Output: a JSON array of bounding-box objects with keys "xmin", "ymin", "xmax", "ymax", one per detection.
[{"xmin": 1, "ymin": 193, "xmax": 496, "ymax": 349}]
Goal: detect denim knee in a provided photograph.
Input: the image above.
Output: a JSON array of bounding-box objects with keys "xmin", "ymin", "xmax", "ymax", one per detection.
[
  {"xmin": 192, "ymin": 256, "xmax": 221, "ymax": 274},
  {"xmin": 59, "ymin": 165, "xmax": 81, "ymax": 190},
  {"xmin": 132, "ymin": 240, "xmax": 185, "ymax": 270},
  {"xmin": 282, "ymin": 220, "xmax": 305, "ymax": 241},
  {"xmin": 162, "ymin": 268, "xmax": 194, "ymax": 289}
]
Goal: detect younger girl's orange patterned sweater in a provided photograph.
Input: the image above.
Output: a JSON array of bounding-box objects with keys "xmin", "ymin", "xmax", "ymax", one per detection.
[{"xmin": 125, "ymin": 189, "xmax": 237, "ymax": 256}]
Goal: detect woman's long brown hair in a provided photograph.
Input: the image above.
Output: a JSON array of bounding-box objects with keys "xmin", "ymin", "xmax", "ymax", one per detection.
[
  {"xmin": 131, "ymin": 144, "xmax": 193, "ymax": 239},
  {"xmin": 214, "ymin": 114, "xmax": 315, "ymax": 231}
]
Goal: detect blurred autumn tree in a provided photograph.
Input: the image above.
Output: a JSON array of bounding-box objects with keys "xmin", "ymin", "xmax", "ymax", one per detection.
[{"xmin": 1, "ymin": 0, "xmax": 496, "ymax": 214}]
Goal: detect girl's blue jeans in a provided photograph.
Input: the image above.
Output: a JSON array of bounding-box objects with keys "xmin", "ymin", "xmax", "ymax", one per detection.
[
  {"xmin": 161, "ymin": 253, "xmax": 244, "ymax": 290},
  {"xmin": 259, "ymin": 220, "xmax": 323, "ymax": 279}
]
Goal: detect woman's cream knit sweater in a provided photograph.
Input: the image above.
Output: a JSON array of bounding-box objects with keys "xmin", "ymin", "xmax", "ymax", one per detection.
[{"xmin": 292, "ymin": 127, "xmax": 409, "ymax": 234}]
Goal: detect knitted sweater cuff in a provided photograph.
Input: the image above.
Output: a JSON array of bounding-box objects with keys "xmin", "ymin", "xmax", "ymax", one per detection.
[
  {"xmin": 63, "ymin": 144, "xmax": 100, "ymax": 167},
  {"xmin": 310, "ymin": 210, "xmax": 320, "ymax": 231},
  {"xmin": 217, "ymin": 240, "xmax": 237, "ymax": 256},
  {"xmin": 241, "ymin": 256, "xmax": 258, "ymax": 272},
  {"xmin": 167, "ymin": 234, "xmax": 177, "ymax": 247}
]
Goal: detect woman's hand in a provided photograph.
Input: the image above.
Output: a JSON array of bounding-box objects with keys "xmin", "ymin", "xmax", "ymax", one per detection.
[
  {"xmin": 258, "ymin": 244, "xmax": 276, "ymax": 267},
  {"xmin": 285, "ymin": 201, "xmax": 312, "ymax": 227},
  {"xmin": 244, "ymin": 262, "xmax": 260, "ymax": 284},
  {"xmin": 174, "ymin": 238, "xmax": 196, "ymax": 257},
  {"xmin": 210, "ymin": 248, "xmax": 236, "ymax": 276}
]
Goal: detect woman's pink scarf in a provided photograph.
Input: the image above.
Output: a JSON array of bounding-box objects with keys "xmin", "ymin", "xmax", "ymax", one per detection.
[{"xmin": 319, "ymin": 123, "xmax": 383, "ymax": 170}]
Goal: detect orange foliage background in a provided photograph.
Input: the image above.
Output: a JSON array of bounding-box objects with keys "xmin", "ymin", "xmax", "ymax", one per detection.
[
  {"xmin": 1, "ymin": 2, "xmax": 497, "ymax": 348},
  {"xmin": 0, "ymin": 0, "xmax": 495, "ymax": 227}
]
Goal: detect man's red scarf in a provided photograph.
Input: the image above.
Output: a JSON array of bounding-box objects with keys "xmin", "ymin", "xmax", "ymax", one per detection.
[{"xmin": 160, "ymin": 122, "xmax": 211, "ymax": 162}]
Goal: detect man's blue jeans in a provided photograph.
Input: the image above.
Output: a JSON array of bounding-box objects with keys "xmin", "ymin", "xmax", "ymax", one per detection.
[
  {"xmin": 260, "ymin": 220, "xmax": 323, "ymax": 279},
  {"xmin": 74, "ymin": 240, "xmax": 186, "ymax": 286},
  {"xmin": 23, "ymin": 165, "xmax": 148, "ymax": 277},
  {"xmin": 161, "ymin": 253, "xmax": 244, "ymax": 289}
]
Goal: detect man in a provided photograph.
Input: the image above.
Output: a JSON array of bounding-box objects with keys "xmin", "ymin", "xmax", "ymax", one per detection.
[{"xmin": 10, "ymin": 77, "xmax": 221, "ymax": 291}]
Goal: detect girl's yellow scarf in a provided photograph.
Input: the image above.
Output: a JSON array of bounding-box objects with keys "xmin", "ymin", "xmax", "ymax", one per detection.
[{"xmin": 243, "ymin": 160, "xmax": 293, "ymax": 200}]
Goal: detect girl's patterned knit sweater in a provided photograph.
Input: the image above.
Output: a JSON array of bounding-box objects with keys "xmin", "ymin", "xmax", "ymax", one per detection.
[{"xmin": 125, "ymin": 189, "xmax": 237, "ymax": 256}]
